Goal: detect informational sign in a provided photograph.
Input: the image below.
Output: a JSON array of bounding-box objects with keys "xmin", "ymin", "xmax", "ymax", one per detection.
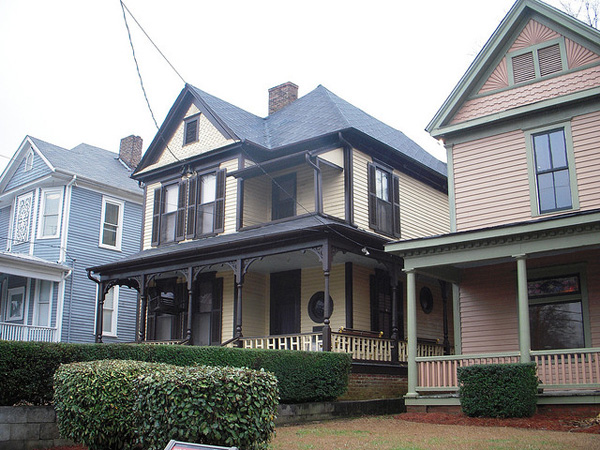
[{"xmin": 164, "ymin": 440, "xmax": 238, "ymax": 450}]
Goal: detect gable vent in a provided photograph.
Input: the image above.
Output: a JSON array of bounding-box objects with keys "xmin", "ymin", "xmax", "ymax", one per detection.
[
  {"xmin": 512, "ymin": 52, "xmax": 536, "ymax": 84},
  {"xmin": 539, "ymin": 43, "xmax": 562, "ymax": 76}
]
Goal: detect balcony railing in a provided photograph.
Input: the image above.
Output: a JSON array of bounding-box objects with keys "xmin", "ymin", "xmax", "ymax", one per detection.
[
  {"xmin": 0, "ymin": 322, "xmax": 57, "ymax": 342},
  {"xmin": 415, "ymin": 348, "xmax": 600, "ymax": 392}
]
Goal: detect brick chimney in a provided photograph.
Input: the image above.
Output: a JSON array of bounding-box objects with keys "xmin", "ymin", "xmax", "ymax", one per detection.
[
  {"xmin": 268, "ymin": 82, "xmax": 298, "ymax": 115},
  {"xmin": 119, "ymin": 135, "xmax": 143, "ymax": 170}
]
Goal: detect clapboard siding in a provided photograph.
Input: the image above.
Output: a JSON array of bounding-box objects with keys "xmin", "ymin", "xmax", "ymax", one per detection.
[
  {"xmin": 352, "ymin": 264, "xmax": 373, "ymax": 331},
  {"xmin": 352, "ymin": 150, "xmax": 371, "ymax": 233},
  {"xmin": 413, "ymin": 279, "xmax": 453, "ymax": 344},
  {"xmin": 300, "ymin": 265, "xmax": 345, "ymax": 333},
  {"xmin": 220, "ymin": 272, "xmax": 235, "ymax": 342},
  {"xmin": 453, "ymin": 130, "xmax": 531, "ymax": 231},
  {"xmin": 243, "ymin": 176, "xmax": 269, "ymax": 228},
  {"xmin": 459, "ymin": 263, "xmax": 519, "ymax": 354},
  {"xmin": 5, "ymin": 150, "xmax": 51, "ymax": 192},
  {"xmin": 0, "ymin": 206, "xmax": 12, "ymax": 250},
  {"xmin": 398, "ymin": 172, "xmax": 449, "ymax": 239},
  {"xmin": 240, "ymin": 271, "xmax": 268, "ymax": 338},
  {"xmin": 322, "ymin": 165, "xmax": 345, "ymax": 219},
  {"xmin": 220, "ymin": 159, "xmax": 239, "ymax": 235},
  {"xmin": 142, "ymin": 183, "xmax": 159, "ymax": 250},
  {"xmin": 572, "ymin": 111, "xmax": 600, "ymax": 211}
]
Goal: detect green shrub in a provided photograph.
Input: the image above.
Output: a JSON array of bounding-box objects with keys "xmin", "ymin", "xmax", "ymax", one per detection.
[
  {"xmin": 54, "ymin": 360, "xmax": 163, "ymax": 450},
  {"xmin": 0, "ymin": 341, "xmax": 351, "ymax": 405},
  {"xmin": 135, "ymin": 365, "xmax": 278, "ymax": 450},
  {"xmin": 457, "ymin": 363, "xmax": 539, "ymax": 418}
]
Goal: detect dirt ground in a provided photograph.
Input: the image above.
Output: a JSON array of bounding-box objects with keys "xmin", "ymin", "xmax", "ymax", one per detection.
[{"xmin": 41, "ymin": 412, "xmax": 600, "ymax": 450}]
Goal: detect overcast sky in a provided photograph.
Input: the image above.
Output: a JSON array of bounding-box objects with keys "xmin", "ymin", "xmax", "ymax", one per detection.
[{"xmin": 0, "ymin": 0, "xmax": 566, "ymax": 173}]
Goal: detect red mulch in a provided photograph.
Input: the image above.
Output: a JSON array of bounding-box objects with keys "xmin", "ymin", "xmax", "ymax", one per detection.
[{"xmin": 398, "ymin": 412, "xmax": 600, "ymax": 433}]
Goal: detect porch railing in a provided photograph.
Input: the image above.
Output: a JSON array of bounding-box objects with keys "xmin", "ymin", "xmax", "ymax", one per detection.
[
  {"xmin": 0, "ymin": 322, "xmax": 57, "ymax": 342},
  {"xmin": 416, "ymin": 348, "xmax": 600, "ymax": 392},
  {"xmin": 331, "ymin": 331, "xmax": 394, "ymax": 361},
  {"xmin": 240, "ymin": 332, "xmax": 323, "ymax": 352}
]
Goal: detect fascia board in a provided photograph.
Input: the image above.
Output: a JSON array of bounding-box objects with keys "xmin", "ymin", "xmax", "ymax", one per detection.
[
  {"xmin": 0, "ymin": 255, "xmax": 70, "ymax": 282},
  {"xmin": 53, "ymin": 169, "xmax": 143, "ymax": 204},
  {"xmin": 0, "ymin": 136, "xmax": 55, "ymax": 193}
]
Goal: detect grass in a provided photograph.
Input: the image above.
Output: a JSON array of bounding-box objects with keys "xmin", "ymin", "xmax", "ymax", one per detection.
[{"xmin": 268, "ymin": 415, "xmax": 600, "ymax": 450}]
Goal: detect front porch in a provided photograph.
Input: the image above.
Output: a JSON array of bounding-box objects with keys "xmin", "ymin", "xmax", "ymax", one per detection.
[{"xmin": 0, "ymin": 322, "xmax": 57, "ymax": 342}]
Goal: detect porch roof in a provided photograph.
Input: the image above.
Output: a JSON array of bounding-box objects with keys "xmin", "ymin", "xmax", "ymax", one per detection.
[
  {"xmin": 89, "ymin": 214, "xmax": 391, "ymax": 278},
  {"xmin": 0, "ymin": 251, "xmax": 71, "ymax": 282},
  {"xmin": 385, "ymin": 209, "xmax": 600, "ymax": 282}
]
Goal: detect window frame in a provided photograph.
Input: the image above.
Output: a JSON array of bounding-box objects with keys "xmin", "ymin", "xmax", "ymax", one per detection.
[
  {"xmin": 527, "ymin": 264, "xmax": 590, "ymax": 350},
  {"xmin": 37, "ymin": 187, "xmax": 63, "ymax": 239},
  {"xmin": 33, "ymin": 279, "xmax": 53, "ymax": 327},
  {"xmin": 6, "ymin": 286, "xmax": 25, "ymax": 322},
  {"xmin": 507, "ymin": 37, "xmax": 567, "ymax": 85},
  {"xmin": 99, "ymin": 196, "xmax": 125, "ymax": 251},
  {"xmin": 12, "ymin": 191, "xmax": 34, "ymax": 246},
  {"xmin": 367, "ymin": 162, "xmax": 401, "ymax": 238},
  {"xmin": 183, "ymin": 114, "xmax": 200, "ymax": 146},
  {"xmin": 101, "ymin": 285, "xmax": 119, "ymax": 337},
  {"xmin": 525, "ymin": 122, "xmax": 579, "ymax": 217},
  {"xmin": 159, "ymin": 182, "xmax": 180, "ymax": 244}
]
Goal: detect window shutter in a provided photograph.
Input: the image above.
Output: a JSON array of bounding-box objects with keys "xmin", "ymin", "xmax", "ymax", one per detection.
[
  {"xmin": 512, "ymin": 51, "xmax": 536, "ymax": 84},
  {"xmin": 392, "ymin": 175, "xmax": 401, "ymax": 238},
  {"xmin": 151, "ymin": 187, "xmax": 161, "ymax": 246},
  {"xmin": 538, "ymin": 44, "xmax": 562, "ymax": 77},
  {"xmin": 184, "ymin": 118, "xmax": 198, "ymax": 145},
  {"xmin": 185, "ymin": 175, "xmax": 197, "ymax": 239},
  {"xmin": 367, "ymin": 163, "xmax": 377, "ymax": 228},
  {"xmin": 214, "ymin": 169, "xmax": 226, "ymax": 233},
  {"xmin": 175, "ymin": 181, "xmax": 186, "ymax": 242}
]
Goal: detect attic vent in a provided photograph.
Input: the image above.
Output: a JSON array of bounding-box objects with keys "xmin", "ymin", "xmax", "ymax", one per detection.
[
  {"xmin": 184, "ymin": 116, "xmax": 199, "ymax": 145},
  {"xmin": 512, "ymin": 52, "xmax": 536, "ymax": 83},
  {"xmin": 539, "ymin": 43, "xmax": 562, "ymax": 76},
  {"xmin": 24, "ymin": 150, "xmax": 34, "ymax": 172}
]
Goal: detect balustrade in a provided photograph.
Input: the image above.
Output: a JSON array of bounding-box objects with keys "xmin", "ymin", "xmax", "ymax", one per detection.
[{"xmin": 0, "ymin": 322, "xmax": 56, "ymax": 342}]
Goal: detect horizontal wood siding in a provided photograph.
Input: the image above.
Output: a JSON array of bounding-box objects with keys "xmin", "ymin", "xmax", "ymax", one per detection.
[
  {"xmin": 572, "ymin": 110, "xmax": 600, "ymax": 212},
  {"xmin": 460, "ymin": 263, "xmax": 519, "ymax": 354},
  {"xmin": 243, "ymin": 176, "xmax": 269, "ymax": 227},
  {"xmin": 352, "ymin": 265, "xmax": 373, "ymax": 331},
  {"xmin": 413, "ymin": 279, "xmax": 453, "ymax": 344},
  {"xmin": 220, "ymin": 159, "xmax": 238, "ymax": 235},
  {"xmin": 397, "ymin": 171, "xmax": 449, "ymax": 239},
  {"xmin": 0, "ymin": 206, "xmax": 11, "ymax": 251},
  {"xmin": 294, "ymin": 165, "xmax": 315, "ymax": 216},
  {"xmin": 219, "ymin": 272, "xmax": 234, "ymax": 342},
  {"xmin": 5, "ymin": 150, "xmax": 51, "ymax": 192},
  {"xmin": 241, "ymin": 271, "xmax": 268, "ymax": 338},
  {"xmin": 352, "ymin": 150, "xmax": 370, "ymax": 233},
  {"xmin": 453, "ymin": 130, "xmax": 531, "ymax": 231},
  {"xmin": 300, "ymin": 265, "xmax": 345, "ymax": 333},
  {"xmin": 142, "ymin": 183, "xmax": 159, "ymax": 250},
  {"xmin": 322, "ymin": 164, "xmax": 345, "ymax": 220}
]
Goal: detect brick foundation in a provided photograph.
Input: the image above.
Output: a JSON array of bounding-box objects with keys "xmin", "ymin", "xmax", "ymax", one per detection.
[{"xmin": 340, "ymin": 365, "xmax": 408, "ymax": 401}]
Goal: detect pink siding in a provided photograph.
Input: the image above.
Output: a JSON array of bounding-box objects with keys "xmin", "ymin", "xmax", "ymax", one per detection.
[
  {"xmin": 452, "ymin": 65, "xmax": 600, "ymax": 124},
  {"xmin": 460, "ymin": 263, "xmax": 519, "ymax": 354},
  {"xmin": 572, "ymin": 111, "xmax": 600, "ymax": 211},
  {"xmin": 453, "ymin": 130, "xmax": 531, "ymax": 231}
]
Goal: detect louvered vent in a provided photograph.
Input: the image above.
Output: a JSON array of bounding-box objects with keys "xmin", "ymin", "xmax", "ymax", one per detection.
[
  {"xmin": 539, "ymin": 43, "xmax": 562, "ymax": 76},
  {"xmin": 184, "ymin": 118, "xmax": 198, "ymax": 145},
  {"xmin": 512, "ymin": 52, "xmax": 536, "ymax": 83}
]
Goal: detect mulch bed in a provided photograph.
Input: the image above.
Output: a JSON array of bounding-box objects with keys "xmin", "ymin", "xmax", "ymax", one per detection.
[{"xmin": 398, "ymin": 411, "xmax": 600, "ymax": 433}]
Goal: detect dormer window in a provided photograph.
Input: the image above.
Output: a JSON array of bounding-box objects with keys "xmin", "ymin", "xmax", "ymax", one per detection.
[
  {"xmin": 184, "ymin": 115, "xmax": 199, "ymax": 145},
  {"xmin": 510, "ymin": 40, "xmax": 565, "ymax": 85},
  {"xmin": 24, "ymin": 150, "xmax": 34, "ymax": 172}
]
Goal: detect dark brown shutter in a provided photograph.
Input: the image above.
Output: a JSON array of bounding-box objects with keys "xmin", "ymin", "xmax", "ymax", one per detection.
[
  {"xmin": 175, "ymin": 181, "xmax": 186, "ymax": 241},
  {"xmin": 151, "ymin": 187, "xmax": 162, "ymax": 246},
  {"xmin": 214, "ymin": 169, "xmax": 226, "ymax": 233},
  {"xmin": 184, "ymin": 118, "xmax": 198, "ymax": 145},
  {"xmin": 367, "ymin": 163, "xmax": 377, "ymax": 228},
  {"xmin": 512, "ymin": 51, "xmax": 535, "ymax": 84},
  {"xmin": 539, "ymin": 44, "xmax": 562, "ymax": 76},
  {"xmin": 185, "ymin": 175, "xmax": 197, "ymax": 239},
  {"xmin": 392, "ymin": 175, "xmax": 401, "ymax": 238}
]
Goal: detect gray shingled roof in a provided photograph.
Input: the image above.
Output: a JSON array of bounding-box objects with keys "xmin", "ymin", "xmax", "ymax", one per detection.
[
  {"xmin": 190, "ymin": 85, "xmax": 446, "ymax": 177},
  {"xmin": 29, "ymin": 136, "xmax": 141, "ymax": 194}
]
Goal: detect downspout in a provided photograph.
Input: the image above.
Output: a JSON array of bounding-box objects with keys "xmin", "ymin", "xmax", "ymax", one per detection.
[
  {"xmin": 86, "ymin": 269, "xmax": 103, "ymax": 343},
  {"xmin": 305, "ymin": 153, "xmax": 322, "ymax": 214}
]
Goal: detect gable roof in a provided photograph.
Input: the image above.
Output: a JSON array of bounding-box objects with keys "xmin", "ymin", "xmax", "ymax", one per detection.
[
  {"xmin": 136, "ymin": 84, "xmax": 447, "ymax": 178},
  {"xmin": 0, "ymin": 136, "xmax": 141, "ymax": 196},
  {"xmin": 427, "ymin": 0, "xmax": 600, "ymax": 138}
]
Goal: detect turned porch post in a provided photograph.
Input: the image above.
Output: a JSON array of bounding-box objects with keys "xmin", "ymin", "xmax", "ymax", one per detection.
[
  {"xmin": 95, "ymin": 282, "xmax": 105, "ymax": 343},
  {"xmin": 405, "ymin": 269, "xmax": 418, "ymax": 398},
  {"xmin": 440, "ymin": 280, "xmax": 451, "ymax": 355},
  {"xmin": 390, "ymin": 264, "xmax": 400, "ymax": 362},
  {"xmin": 515, "ymin": 254, "xmax": 531, "ymax": 363},
  {"xmin": 234, "ymin": 259, "xmax": 244, "ymax": 343},
  {"xmin": 185, "ymin": 267, "xmax": 194, "ymax": 343},
  {"xmin": 138, "ymin": 275, "xmax": 147, "ymax": 343},
  {"xmin": 322, "ymin": 243, "xmax": 332, "ymax": 352}
]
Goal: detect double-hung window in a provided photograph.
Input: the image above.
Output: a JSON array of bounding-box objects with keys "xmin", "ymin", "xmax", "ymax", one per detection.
[
  {"xmin": 33, "ymin": 280, "xmax": 52, "ymax": 327},
  {"xmin": 368, "ymin": 163, "xmax": 401, "ymax": 238},
  {"xmin": 526, "ymin": 123, "xmax": 578, "ymax": 215},
  {"xmin": 99, "ymin": 197, "xmax": 124, "ymax": 250},
  {"xmin": 102, "ymin": 286, "xmax": 119, "ymax": 337},
  {"xmin": 38, "ymin": 188, "xmax": 63, "ymax": 239}
]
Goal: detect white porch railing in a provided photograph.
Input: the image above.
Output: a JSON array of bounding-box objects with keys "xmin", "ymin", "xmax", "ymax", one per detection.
[
  {"xmin": 240, "ymin": 332, "xmax": 323, "ymax": 352},
  {"xmin": 0, "ymin": 322, "xmax": 57, "ymax": 342},
  {"xmin": 331, "ymin": 332, "xmax": 393, "ymax": 361},
  {"xmin": 532, "ymin": 348, "xmax": 600, "ymax": 389}
]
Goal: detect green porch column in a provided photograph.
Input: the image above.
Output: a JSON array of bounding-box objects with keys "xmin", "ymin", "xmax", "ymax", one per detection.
[
  {"xmin": 405, "ymin": 269, "xmax": 418, "ymax": 398},
  {"xmin": 515, "ymin": 254, "xmax": 531, "ymax": 363}
]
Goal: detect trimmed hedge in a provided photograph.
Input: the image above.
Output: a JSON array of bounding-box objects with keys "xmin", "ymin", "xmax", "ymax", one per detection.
[
  {"xmin": 0, "ymin": 340, "xmax": 351, "ymax": 405},
  {"xmin": 457, "ymin": 363, "xmax": 539, "ymax": 418},
  {"xmin": 54, "ymin": 360, "xmax": 278, "ymax": 450}
]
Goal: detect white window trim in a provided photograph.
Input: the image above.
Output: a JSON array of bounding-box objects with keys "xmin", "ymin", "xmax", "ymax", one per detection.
[
  {"xmin": 98, "ymin": 196, "xmax": 125, "ymax": 251},
  {"xmin": 6, "ymin": 286, "xmax": 25, "ymax": 322},
  {"xmin": 12, "ymin": 191, "xmax": 34, "ymax": 247},
  {"xmin": 37, "ymin": 187, "xmax": 64, "ymax": 239},
  {"xmin": 33, "ymin": 279, "xmax": 53, "ymax": 327},
  {"xmin": 100, "ymin": 286, "xmax": 119, "ymax": 337}
]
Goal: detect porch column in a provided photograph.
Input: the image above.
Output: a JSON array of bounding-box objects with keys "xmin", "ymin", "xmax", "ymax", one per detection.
[
  {"xmin": 390, "ymin": 265, "xmax": 400, "ymax": 362},
  {"xmin": 515, "ymin": 254, "xmax": 531, "ymax": 363},
  {"xmin": 185, "ymin": 267, "xmax": 194, "ymax": 343},
  {"xmin": 234, "ymin": 259, "xmax": 244, "ymax": 343},
  {"xmin": 322, "ymin": 243, "xmax": 332, "ymax": 352},
  {"xmin": 95, "ymin": 282, "xmax": 105, "ymax": 344},
  {"xmin": 138, "ymin": 275, "xmax": 147, "ymax": 343},
  {"xmin": 452, "ymin": 283, "xmax": 462, "ymax": 355},
  {"xmin": 405, "ymin": 269, "xmax": 418, "ymax": 398},
  {"xmin": 440, "ymin": 280, "xmax": 450, "ymax": 355}
]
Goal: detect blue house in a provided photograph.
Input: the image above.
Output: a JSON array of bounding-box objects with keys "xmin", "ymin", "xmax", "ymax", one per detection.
[{"xmin": 0, "ymin": 135, "xmax": 144, "ymax": 343}]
